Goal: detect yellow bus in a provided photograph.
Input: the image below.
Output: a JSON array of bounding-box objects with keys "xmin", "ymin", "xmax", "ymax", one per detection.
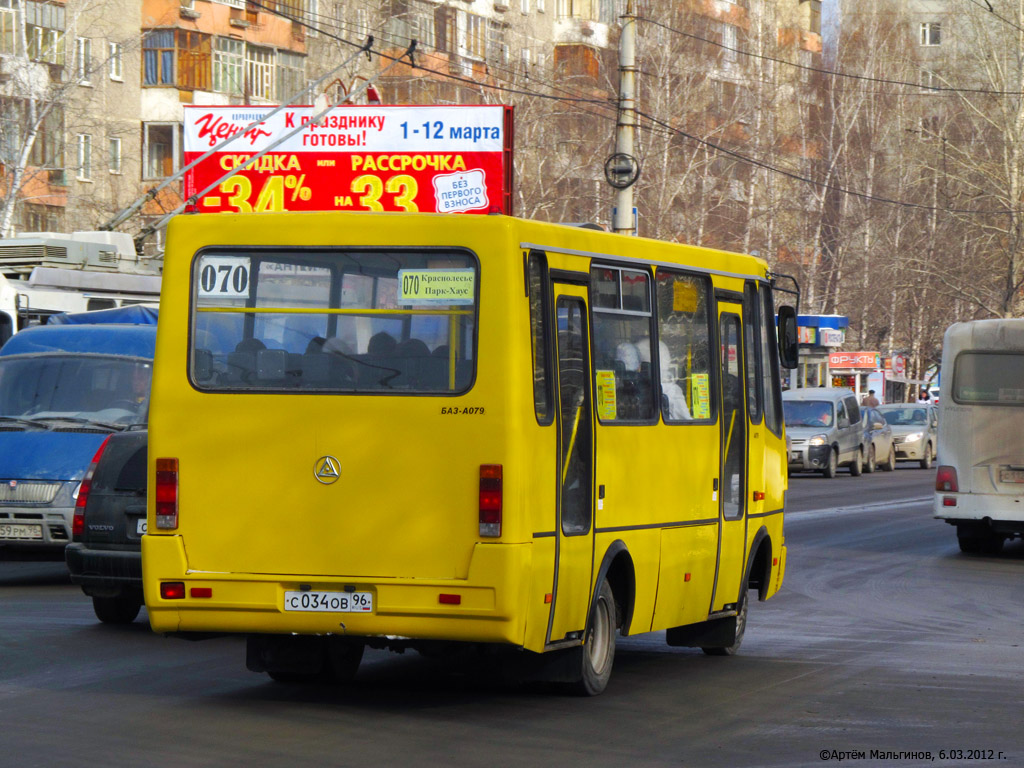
[{"xmin": 143, "ymin": 211, "xmax": 798, "ymax": 695}]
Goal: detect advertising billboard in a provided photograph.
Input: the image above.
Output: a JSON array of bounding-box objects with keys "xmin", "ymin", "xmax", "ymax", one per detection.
[{"xmin": 182, "ymin": 105, "xmax": 514, "ymax": 215}]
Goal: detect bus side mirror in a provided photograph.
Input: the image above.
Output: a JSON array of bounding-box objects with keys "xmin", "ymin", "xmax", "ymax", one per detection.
[{"xmin": 777, "ymin": 306, "xmax": 799, "ymax": 369}]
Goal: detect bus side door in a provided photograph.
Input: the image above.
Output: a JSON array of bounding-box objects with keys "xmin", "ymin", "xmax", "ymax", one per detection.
[
  {"xmin": 547, "ymin": 285, "xmax": 596, "ymax": 644},
  {"xmin": 712, "ymin": 299, "xmax": 749, "ymax": 613}
]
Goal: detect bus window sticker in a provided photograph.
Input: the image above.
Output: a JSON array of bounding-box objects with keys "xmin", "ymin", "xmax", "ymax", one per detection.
[
  {"xmin": 595, "ymin": 370, "xmax": 618, "ymax": 420},
  {"xmin": 198, "ymin": 255, "xmax": 252, "ymax": 299},
  {"xmin": 691, "ymin": 373, "xmax": 711, "ymax": 419},
  {"xmin": 398, "ymin": 268, "xmax": 475, "ymax": 305}
]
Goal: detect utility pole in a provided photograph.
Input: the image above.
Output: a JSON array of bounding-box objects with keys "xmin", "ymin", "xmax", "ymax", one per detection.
[{"xmin": 608, "ymin": 0, "xmax": 640, "ymax": 235}]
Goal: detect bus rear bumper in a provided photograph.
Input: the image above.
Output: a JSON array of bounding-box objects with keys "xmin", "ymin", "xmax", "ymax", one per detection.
[
  {"xmin": 933, "ymin": 491, "xmax": 1024, "ymax": 524},
  {"xmin": 142, "ymin": 534, "xmax": 530, "ymax": 646}
]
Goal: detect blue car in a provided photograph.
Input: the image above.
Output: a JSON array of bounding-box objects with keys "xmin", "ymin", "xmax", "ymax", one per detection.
[{"xmin": 0, "ymin": 312, "xmax": 156, "ymax": 553}]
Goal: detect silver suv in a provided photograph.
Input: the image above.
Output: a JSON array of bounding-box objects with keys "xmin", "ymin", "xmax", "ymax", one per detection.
[{"xmin": 783, "ymin": 388, "xmax": 866, "ymax": 478}]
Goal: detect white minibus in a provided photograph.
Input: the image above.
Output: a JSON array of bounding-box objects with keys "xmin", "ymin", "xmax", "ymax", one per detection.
[{"xmin": 934, "ymin": 319, "xmax": 1024, "ymax": 553}]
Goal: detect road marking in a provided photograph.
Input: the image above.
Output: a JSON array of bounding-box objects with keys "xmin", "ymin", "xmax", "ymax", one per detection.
[{"xmin": 790, "ymin": 495, "xmax": 932, "ymax": 520}]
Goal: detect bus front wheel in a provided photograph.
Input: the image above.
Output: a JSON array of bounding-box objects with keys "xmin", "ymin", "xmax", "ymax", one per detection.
[{"xmin": 573, "ymin": 579, "xmax": 617, "ymax": 696}]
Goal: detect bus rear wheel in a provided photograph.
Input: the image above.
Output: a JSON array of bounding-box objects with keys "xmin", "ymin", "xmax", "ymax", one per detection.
[
  {"xmin": 572, "ymin": 579, "xmax": 617, "ymax": 696},
  {"xmin": 956, "ymin": 524, "xmax": 1004, "ymax": 555}
]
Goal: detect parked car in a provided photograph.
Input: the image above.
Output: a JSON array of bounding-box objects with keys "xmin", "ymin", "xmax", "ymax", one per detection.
[
  {"xmin": 65, "ymin": 429, "xmax": 147, "ymax": 623},
  {"xmin": 877, "ymin": 404, "xmax": 939, "ymax": 468},
  {"xmin": 783, "ymin": 388, "xmax": 866, "ymax": 478},
  {"xmin": 0, "ymin": 312, "xmax": 155, "ymax": 553},
  {"xmin": 860, "ymin": 407, "xmax": 896, "ymax": 472}
]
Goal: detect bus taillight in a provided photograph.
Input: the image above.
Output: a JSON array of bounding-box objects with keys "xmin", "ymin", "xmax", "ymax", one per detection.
[
  {"xmin": 936, "ymin": 465, "xmax": 958, "ymax": 493},
  {"xmin": 73, "ymin": 437, "xmax": 111, "ymax": 541},
  {"xmin": 479, "ymin": 464, "xmax": 503, "ymax": 537},
  {"xmin": 155, "ymin": 458, "xmax": 179, "ymax": 530}
]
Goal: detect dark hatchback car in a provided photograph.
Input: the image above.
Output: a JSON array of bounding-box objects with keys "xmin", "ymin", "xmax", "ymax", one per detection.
[{"xmin": 65, "ymin": 429, "xmax": 147, "ymax": 624}]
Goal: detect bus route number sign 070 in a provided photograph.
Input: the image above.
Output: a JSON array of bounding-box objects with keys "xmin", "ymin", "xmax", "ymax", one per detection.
[{"xmin": 283, "ymin": 590, "xmax": 373, "ymax": 613}]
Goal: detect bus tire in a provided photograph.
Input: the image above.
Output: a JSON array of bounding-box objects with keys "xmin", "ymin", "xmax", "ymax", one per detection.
[
  {"xmin": 325, "ymin": 637, "xmax": 365, "ymax": 683},
  {"xmin": 573, "ymin": 579, "xmax": 617, "ymax": 696},
  {"xmin": 92, "ymin": 595, "xmax": 142, "ymax": 624},
  {"xmin": 881, "ymin": 446, "xmax": 896, "ymax": 472},
  {"xmin": 821, "ymin": 448, "xmax": 838, "ymax": 478},
  {"xmin": 849, "ymin": 447, "xmax": 863, "ymax": 476},
  {"xmin": 702, "ymin": 591, "xmax": 748, "ymax": 657},
  {"xmin": 920, "ymin": 444, "xmax": 933, "ymax": 469},
  {"xmin": 956, "ymin": 524, "xmax": 1004, "ymax": 555}
]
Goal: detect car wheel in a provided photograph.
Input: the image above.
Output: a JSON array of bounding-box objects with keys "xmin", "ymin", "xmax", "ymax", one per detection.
[
  {"xmin": 571, "ymin": 578, "xmax": 617, "ymax": 696},
  {"xmin": 92, "ymin": 595, "xmax": 142, "ymax": 624},
  {"xmin": 702, "ymin": 591, "xmax": 748, "ymax": 657},
  {"xmin": 865, "ymin": 445, "xmax": 877, "ymax": 473},
  {"xmin": 821, "ymin": 448, "xmax": 838, "ymax": 478},
  {"xmin": 850, "ymin": 447, "xmax": 863, "ymax": 476},
  {"xmin": 882, "ymin": 446, "xmax": 896, "ymax": 472},
  {"xmin": 920, "ymin": 443, "xmax": 933, "ymax": 469}
]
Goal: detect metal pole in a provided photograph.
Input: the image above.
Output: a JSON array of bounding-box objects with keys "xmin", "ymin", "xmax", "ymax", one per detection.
[{"xmin": 613, "ymin": 1, "xmax": 637, "ymax": 235}]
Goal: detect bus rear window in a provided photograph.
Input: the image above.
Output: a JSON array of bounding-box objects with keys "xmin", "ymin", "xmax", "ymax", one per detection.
[
  {"xmin": 953, "ymin": 352, "xmax": 1024, "ymax": 405},
  {"xmin": 190, "ymin": 249, "xmax": 477, "ymax": 393}
]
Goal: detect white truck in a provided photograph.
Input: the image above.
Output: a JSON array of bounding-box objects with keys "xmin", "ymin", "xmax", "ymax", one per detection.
[{"xmin": 0, "ymin": 231, "xmax": 161, "ymax": 346}]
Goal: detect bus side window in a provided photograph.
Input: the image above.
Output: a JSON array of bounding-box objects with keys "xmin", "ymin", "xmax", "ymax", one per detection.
[
  {"xmin": 590, "ymin": 266, "xmax": 656, "ymax": 423},
  {"xmin": 527, "ymin": 252, "xmax": 553, "ymax": 424},
  {"xmin": 744, "ymin": 283, "xmax": 763, "ymax": 425},
  {"xmin": 760, "ymin": 285, "xmax": 783, "ymax": 435},
  {"xmin": 654, "ymin": 270, "xmax": 713, "ymax": 423}
]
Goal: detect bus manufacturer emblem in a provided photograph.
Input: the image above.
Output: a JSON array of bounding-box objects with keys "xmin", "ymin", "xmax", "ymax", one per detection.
[{"xmin": 314, "ymin": 456, "xmax": 341, "ymax": 485}]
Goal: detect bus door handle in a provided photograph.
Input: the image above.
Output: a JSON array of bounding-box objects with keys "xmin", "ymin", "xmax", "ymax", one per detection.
[{"xmin": 713, "ymin": 479, "xmax": 719, "ymax": 492}]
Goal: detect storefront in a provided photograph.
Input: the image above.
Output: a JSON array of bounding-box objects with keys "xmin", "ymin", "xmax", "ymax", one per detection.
[
  {"xmin": 828, "ymin": 351, "xmax": 917, "ymax": 404},
  {"xmin": 789, "ymin": 315, "xmax": 848, "ymax": 389}
]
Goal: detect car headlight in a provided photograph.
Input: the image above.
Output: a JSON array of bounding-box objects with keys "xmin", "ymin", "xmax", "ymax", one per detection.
[
  {"xmin": 808, "ymin": 434, "xmax": 828, "ymax": 446},
  {"xmin": 904, "ymin": 432, "xmax": 923, "ymax": 442}
]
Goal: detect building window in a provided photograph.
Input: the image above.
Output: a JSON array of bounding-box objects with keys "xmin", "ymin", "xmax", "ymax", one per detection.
[
  {"xmin": 76, "ymin": 134, "xmax": 92, "ymax": 181},
  {"xmin": 143, "ymin": 29, "xmax": 211, "ymax": 90},
  {"xmin": 521, "ymin": 0, "xmax": 529, "ymax": 13},
  {"xmin": 143, "ymin": 30, "xmax": 174, "ymax": 85},
  {"xmin": 109, "ymin": 137, "xmax": 122, "ymax": 174},
  {"xmin": 212, "ymin": 0, "xmax": 245, "ymax": 8},
  {"xmin": 920, "ymin": 68, "xmax": 939, "ymax": 92},
  {"xmin": 537, "ymin": 0, "xmax": 544, "ymax": 12},
  {"xmin": 557, "ymin": 0, "xmax": 595, "ymax": 20},
  {"xmin": 276, "ymin": 50, "xmax": 305, "ymax": 102},
  {"xmin": 466, "ymin": 13, "xmax": 485, "ymax": 59},
  {"xmin": 213, "ymin": 37, "xmax": 244, "ymax": 95},
  {"xmin": 109, "ymin": 42, "xmax": 123, "ymax": 80},
  {"xmin": 143, "ymin": 123, "xmax": 180, "ymax": 179},
  {"xmin": 23, "ymin": 203, "xmax": 62, "ymax": 233},
  {"xmin": 74, "ymin": 37, "xmax": 91, "ymax": 83},
  {"xmin": 920, "ymin": 22, "xmax": 941, "ymax": 46},
  {"xmin": 178, "ymin": 30, "xmax": 211, "ymax": 90},
  {"xmin": 25, "ymin": 0, "xmax": 66, "ymax": 65},
  {"xmin": 721, "ymin": 23, "xmax": 737, "ymax": 63},
  {"xmin": 245, "ymin": 45, "xmax": 275, "ymax": 101},
  {"xmin": 0, "ymin": 2, "xmax": 16, "ymax": 56}
]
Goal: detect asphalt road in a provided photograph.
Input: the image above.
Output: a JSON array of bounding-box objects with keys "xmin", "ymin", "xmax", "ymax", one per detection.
[{"xmin": 1, "ymin": 465, "xmax": 1021, "ymax": 768}]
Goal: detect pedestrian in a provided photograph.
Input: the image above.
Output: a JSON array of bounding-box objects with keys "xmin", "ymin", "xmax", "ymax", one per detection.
[
  {"xmin": 917, "ymin": 389, "xmax": 930, "ymax": 403},
  {"xmin": 861, "ymin": 389, "xmax": 880, "ymax": 407}
]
